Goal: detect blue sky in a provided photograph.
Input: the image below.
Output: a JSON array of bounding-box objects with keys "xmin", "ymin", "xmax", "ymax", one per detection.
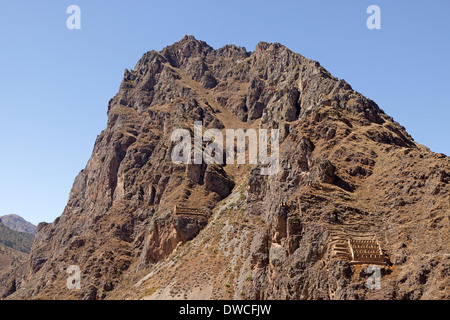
[{"xmin": 0, "ymin": 0, "xmax": 449, "ymax": 225}]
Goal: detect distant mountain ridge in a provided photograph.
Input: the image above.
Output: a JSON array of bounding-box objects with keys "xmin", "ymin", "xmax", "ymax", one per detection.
[{"xmin": 0, "ymin": 214, "xmax": 36, "ymax": 234}]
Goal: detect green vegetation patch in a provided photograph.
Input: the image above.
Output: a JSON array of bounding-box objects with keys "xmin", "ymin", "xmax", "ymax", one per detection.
[{"xmin": 0, "ymin": 222, "xmax": 34, "ymax": 253}]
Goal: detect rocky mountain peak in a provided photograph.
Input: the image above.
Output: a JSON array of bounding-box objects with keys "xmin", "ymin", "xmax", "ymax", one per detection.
[
  {"xmin": 0, "ymin": 215, "xmax": 36, "ymax": 235},
  {"xmin": 160, "ymin": 35, "xmax": 214, "ymax": 68},
  {"xmin": 1, "ymin": 37, "xmax": 448, "ymax": 300}
]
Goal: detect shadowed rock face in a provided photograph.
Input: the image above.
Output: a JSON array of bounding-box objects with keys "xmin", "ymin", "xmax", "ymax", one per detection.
[{"xmin": 1, "ymin": 35, "xmax": 449, "ymax": 300}]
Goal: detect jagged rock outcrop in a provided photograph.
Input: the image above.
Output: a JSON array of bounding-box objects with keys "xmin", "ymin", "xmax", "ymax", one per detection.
[{"xmin": 1, "ymin": 36, "xmax": 448, "ymax": 300}]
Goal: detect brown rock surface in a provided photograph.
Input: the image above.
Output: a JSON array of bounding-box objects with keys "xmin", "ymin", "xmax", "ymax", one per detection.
[{"xmin": 1, "ymin": 36, "xmax": 449, "ymax": 300}]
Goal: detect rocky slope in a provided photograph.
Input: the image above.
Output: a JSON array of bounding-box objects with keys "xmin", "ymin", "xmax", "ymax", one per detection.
[
  {"xmin": 0, "ymin": 243, "xmax": 28, "ymax": 279},
  {"xmin": 0, "ymin": 221, "xmax": 34, "ymax": 280},
  {"xmin": 1, "ymin": 36, "xmax": 449, "ymax": 300},
  {"xmin": 0, "ymin": 215, "xmax": 36, "ymax": 235}
]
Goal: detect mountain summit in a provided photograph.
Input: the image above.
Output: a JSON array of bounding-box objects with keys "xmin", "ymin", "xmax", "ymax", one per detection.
[
  {"xmin": 1, "ymin": 36, "xmax": 449, "ymax": 300},
  {"xmin": 0, "ymin": 215, "xmax": 36, "ymax": 235}
]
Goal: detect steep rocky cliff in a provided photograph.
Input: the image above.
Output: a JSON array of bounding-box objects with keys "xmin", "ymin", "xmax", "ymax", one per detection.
[{"xmin": 2, "ymin": 36, "xmax": 449, "ymax": 300}]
